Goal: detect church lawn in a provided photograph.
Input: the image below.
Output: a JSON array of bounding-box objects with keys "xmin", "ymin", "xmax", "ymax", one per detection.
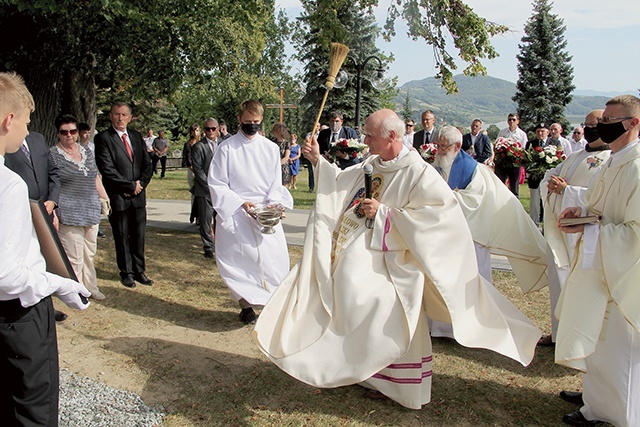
[
  {"xmin": 53, "ymin": 223, "xmax": 588, "ymax": 427},
  {"xmin": 146, "ymin": 167, "xmax": 318, "ymax": 210},
  {"xmin": 146, "ymin": 167, "xmax": 531, "ymax": 213}
]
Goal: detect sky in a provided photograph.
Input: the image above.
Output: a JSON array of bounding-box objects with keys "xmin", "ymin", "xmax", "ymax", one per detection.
[{"xmin": 277, "ymin": 0, "xmax": 640, "ymax": 94}]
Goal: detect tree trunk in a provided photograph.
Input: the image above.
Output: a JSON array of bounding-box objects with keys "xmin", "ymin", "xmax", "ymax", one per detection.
[
  {"xmin": 63, "ymin": 69, "xmax": 97, "ymax": 132},
  {"xmin": 20, "ymin": 66, "xmax": 63, "ymax": 145}
]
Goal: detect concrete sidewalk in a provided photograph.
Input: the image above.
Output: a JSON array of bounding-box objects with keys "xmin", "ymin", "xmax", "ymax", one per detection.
[{"xmin": 145, "ymin": 199, "xmax": 512, "ymax": 271}]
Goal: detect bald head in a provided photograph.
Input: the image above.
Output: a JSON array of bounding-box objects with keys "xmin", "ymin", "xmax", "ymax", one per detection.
[
  {"xmin": 585, "ymin": 109, "xmax": 604, "ymax": 127},
  {"xmin": 363, "ymin": 109, "xmax": 404, "ymax": 160}
]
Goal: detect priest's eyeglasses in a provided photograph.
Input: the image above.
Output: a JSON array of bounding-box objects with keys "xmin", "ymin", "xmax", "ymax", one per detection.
[{"xmin": 598, "ymin": 116, "xmax": 633, "ymax": 124}]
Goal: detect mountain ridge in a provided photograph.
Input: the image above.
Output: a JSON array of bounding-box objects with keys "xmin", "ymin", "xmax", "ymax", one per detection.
[{"xmin": 396, "ymin": 75, "xmax": 628, "ymax": 126}]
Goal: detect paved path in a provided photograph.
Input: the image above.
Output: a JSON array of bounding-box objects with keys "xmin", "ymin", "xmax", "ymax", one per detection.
[{"xmin": 146, "ymin": 199, "xmax": 512, "ymax": 271}]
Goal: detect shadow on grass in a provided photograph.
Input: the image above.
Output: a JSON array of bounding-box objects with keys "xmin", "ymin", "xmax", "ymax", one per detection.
[
  {"xmin": 431, "ymin": 337, "xmax": 574, "ymax": 380},
  {"xmin": 103, "ymin": 336, "xmax": 576, "ymax": 426}
]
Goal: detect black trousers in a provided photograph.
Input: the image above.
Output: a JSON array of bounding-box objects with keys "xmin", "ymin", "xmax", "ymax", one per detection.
[
  {"xmin": 494, "ymin": 165, "xmax": 521, "ymax": 198},
  {"xmin": 195, "ymin": 196, "xmax": 215, "ymax": 252},
  {"xmin": 152, "ymin": 155, "xmax": 167, "ymax": 177},
  {"xmin": 109, "ymin": 205, "xmax": 147, "ymax": 278},
  {"xmin": 0, "ymin": 297, "xmax": 59, "ymax": 427}
]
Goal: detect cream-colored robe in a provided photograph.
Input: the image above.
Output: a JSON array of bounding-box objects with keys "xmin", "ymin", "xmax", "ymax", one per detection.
[
  {"xmin": 541, "ymin": 149, "xmax": 611, "ymax": 270},
  {"xmin": 555, "ymin": 141, "xmax": 640, "ymax": 369},
  {"xmin": 253, "ymin": 150, "xmax": 540, "ymax": 409},
  {"xmin": 454, "ymin": 164, "xmax": 548, "ymax": 293}
]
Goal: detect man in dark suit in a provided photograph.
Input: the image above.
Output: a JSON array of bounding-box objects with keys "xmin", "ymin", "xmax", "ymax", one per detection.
[
  {"xmin": 317, "ymin": 111, "xmax": 358, "ymax": 155},
  {"xmin": 413, "ymin": 110, "xmax": 437, "ymax": 149},
  {"xmin": 191, "ymin": 118, "xmax": 218, "ymax": 258},
  {"xmin": 94, "ymin": 102, "xmax": 154, "ymax": 288},
  {"xmin": 5, "ymin": 131, "xmax": 69, "ymax": 322},
  {"xmin": 462, "ymin": 119, "xmax": 493, "ymax": 164},
  {"xmin": 525, "ymin": 122, "xmax": 561, "ymax": 225}
]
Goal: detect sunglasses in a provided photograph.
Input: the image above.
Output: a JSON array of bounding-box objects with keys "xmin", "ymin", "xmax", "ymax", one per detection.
[
  {"xmin": 58, "ymin": 129, "xmax": 78, "ymax": 136},
  {"xmin": 204, "ymin": 126, "xmax": 217, "ymax": 131},
  {"xmin": 405, "ymin": 124, "xmax": 414, "ymax": 127}
]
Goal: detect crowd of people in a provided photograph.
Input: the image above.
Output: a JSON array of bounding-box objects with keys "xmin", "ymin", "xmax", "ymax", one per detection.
[{"xmin": 1, "ymin": 69, "xmax": 638, "ymax": 426}]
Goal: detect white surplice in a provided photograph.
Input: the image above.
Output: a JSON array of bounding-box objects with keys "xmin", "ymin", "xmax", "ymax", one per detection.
[
  {"xmin": 253, "ymin": 150, "xmax": 540, "ymax": 409},
  {"xmin": 555, "ymin": 140, "xmax": 640, "ymax": 426},
  {"xmin": 431, "ymin": 164, "xmax": 548, "ymax": 338},
  {"xmin": 208, "ymin": 132, "xmax": 293, "ymax": 305}
]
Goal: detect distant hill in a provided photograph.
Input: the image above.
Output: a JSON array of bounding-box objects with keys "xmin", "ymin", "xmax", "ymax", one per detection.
[{"xmin": 396, "ymin": 75, "xmax": 611, "ymax": 127}]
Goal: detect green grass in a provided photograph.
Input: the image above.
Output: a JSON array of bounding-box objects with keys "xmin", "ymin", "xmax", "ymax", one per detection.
[
  {"xmin": 65, "ymin": 225, "xmax": 592, "ymax": 427},
  {"xmin": 146, "ymin": 167, "xmax": 318, "ymax": 209},
  {"xmin": 147, "ymin": 168, "xmax": 533, "ymax": 213}
]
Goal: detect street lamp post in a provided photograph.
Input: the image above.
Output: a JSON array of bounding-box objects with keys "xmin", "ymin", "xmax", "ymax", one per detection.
[
  {"xmin": 353, "ymin": 55, "xmax": 385, "ymax": 131},
  {"xmin": 334, "ymin": 55, "xmax": 387, "ymax": 131}
]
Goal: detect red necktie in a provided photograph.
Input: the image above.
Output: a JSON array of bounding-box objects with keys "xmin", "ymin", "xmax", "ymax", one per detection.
[{"xmin": 121, "ymin": 133, "xmax": 133, "ymax": 161}]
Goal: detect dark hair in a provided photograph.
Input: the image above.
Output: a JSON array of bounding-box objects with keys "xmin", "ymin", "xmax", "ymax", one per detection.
[
  {"xmin": 111, "ymin": 101, "xmax": 132, "ymax": 113},
  {"xmin": 272, "ymin": 123, "xmax": 290, "ymax": 141},
  {"xmin": 78, "ymin": 122, "xmax": 91, "ymax": 132},
  {"xmin": 55, "ymin": 113, "xmax": 78, "ymax": 130},
  {"xmin": 329, "ymin": 111, "xmax": 344, "ymax": 120}
]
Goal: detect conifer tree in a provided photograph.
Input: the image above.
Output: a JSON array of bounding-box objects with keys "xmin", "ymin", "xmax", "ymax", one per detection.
[
  {"xmin": 512, "ymin": 0, "xmax": 575, "ymax": 133},
  {"xmin": 293, "ymin": 0, "xmax": 393, "ymax": 132}
]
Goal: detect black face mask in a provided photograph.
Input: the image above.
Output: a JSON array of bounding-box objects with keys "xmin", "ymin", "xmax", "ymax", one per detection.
[
  {"xmin": 583, "ymin": 126, "xmax": 600, "ymax": 143},
  {"xmin": 596, "ymin": 121, "xmax": 627, "ymax": 144},
  {"xmin": 241, "ymin": 123, "xmax": 261, "ymax": 136}
]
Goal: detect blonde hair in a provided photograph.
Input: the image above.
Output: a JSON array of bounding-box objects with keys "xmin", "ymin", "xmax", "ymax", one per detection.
[
  {"xmin": 606, "ymin": 95, "xmax": 640, "ymax": 118},
  {"xmin": 0, "ymin": 72, "xmax": 35, "ymax": 117},
  {"xmin": 239, "ymin": 99, "xmax": 264, "ymax": 117}
]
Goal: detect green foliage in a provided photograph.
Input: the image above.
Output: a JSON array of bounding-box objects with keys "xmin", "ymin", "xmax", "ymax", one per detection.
[
  {"xmin": 486, "ymin": 124, "xmax": 500, "ymax": 140},
  {"xmin": 513, "ymin": 0, "xmax": 575, "ymax": 133},
  {"xmin": 383, "ymin": 0, "xmax": 508, "ymax": 94},
  {"xmin": 400, "ymin": 90, "xmax": 413, "ymax": 121},
  {"xmin": 293, "ymin": 0, "xmax": 392, "ymax": 131}
]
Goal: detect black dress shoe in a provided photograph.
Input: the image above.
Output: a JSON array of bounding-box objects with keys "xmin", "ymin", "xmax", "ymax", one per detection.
[
  {"xmin": 239, "ymin": 307, "xmax": 257, "ymax": 325},
  {"xmin": 121, "ymin": 275, "xmax": 136, "ymax": 288},
  {"xmin": 560, "ymin": 390, "xmax": 584, "ymax": 406},
  {"xmin": 133, "ymin": 273, "xmax": 154, "ymax": 286},
  {"xmin": 204, "ymin": 250, "xmax": 214, "ymax": 259},
  {"xmin": 562, "ymin": 410, "xmax": 599, "ymax": 426},
  {"xmin": 54, "ymin": 310, "xmax": 68, "ymax": 322}
]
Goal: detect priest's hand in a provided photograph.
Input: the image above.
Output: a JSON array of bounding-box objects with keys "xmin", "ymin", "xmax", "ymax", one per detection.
[
  {"xmin": 548, "ymin": 175, "xmax": 567, "ymax": 195},
  {"xmin": 303, "ymin": 135, "xmax": 320, "ymax": 167},
  {"xmin": 558, "ymin": 206, "xmax": 584, "ymax": 234},
  {"xmin": 361, "ymin": 198, "xmax": 380, "ymax": 219},
  {"xmin": 242, "ymin": 201, "xmax": 256, "ymax": 213}
]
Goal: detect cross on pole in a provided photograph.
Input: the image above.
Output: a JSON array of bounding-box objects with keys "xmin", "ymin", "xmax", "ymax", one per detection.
[{"xmin": 266, "ymin": 87, "xmax": 297, "ymax": 123}]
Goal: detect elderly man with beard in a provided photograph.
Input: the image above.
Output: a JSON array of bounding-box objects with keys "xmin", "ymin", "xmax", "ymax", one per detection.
[
  {"xmin": 253, "ymin": 109, "xmax": 540, "ymax": 410},
  {"xmin": 537, "ymin": 110, "xmax": 611, "ymax": 349},
  {"xmin": 555, "ymin": 95, "xmax": 640, "ymax": 427},
  {"xmin": 429, "ymin": 125, "xmax": 548, "ymax": 338}
]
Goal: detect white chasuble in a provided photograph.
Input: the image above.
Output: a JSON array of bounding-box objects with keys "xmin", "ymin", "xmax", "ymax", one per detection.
[
  {"xmin": 254, "ymin": 150, "xmax": 540, "ymax": 409},
  {"xmin": 556, "ymin": 141, "xmax": 640, "ymax": 371},
  {"xmin": 453, "ymin": 164, "xmax": 548, "ymax": 294},
  {"xmin": 208, "ymin": 133, "xmax": 293, "ymax": 305}
]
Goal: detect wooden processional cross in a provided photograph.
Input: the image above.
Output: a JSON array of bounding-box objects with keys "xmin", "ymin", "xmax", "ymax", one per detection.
[{"xmin": 266, "ymin": 88, "xmax": 297, "ymax": 123}]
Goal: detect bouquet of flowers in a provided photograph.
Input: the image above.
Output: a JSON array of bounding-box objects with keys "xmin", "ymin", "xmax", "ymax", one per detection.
[
  {"xmin": 419, "ymin": 143, "xmax": 438, "ymax": 163},
  {"xmin": 493, "ymin": 137, "xmax": 525, "ymax": 169},
  {"xmin": 524, "ymin": 145, "xmax": 566, "ymax": 182},
  {"xmin": 327, "ymin": 138, "xmax": 368, "ymax": 162}
]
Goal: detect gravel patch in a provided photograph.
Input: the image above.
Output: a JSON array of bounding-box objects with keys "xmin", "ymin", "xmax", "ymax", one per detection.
[{"xmin": 59, "ymin": 369, "xmax": 165, "ymax": 427}]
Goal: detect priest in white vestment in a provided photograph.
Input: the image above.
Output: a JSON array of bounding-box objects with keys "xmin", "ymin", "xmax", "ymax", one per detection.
[
  {"xmin": 539, "ymin": 110, "xmax": 611, "ymax": 347},
  {"xmin": 253, "ymin": 109, "xmax": 541, "ymax": 410},
  {"xmin": 556, "ymin": 95, "xmax": 640, "ymax": 427},
  {"xmin": 429, "ymin": 126, "xmax": 548, "ymax": 339},
  {"xmin": 208, "ymin": 100, "xmax": 293, "ymax": 324}
]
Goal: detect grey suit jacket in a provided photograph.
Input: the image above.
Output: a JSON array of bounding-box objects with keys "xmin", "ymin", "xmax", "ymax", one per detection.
[
  {"xmin": 191, "ymin": 138, "xmax": 215, "ymax": 198},
  {"xmin": 4, "ymin": 131, "xmax": 60, "ymax": 204},
  {"xmin": 412, "ymin": 128, "xmax": 437, "ymax": 150}
]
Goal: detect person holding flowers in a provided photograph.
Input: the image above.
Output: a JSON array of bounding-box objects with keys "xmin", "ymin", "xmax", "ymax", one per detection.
[{"xmin": 525, "ymin": 123, "xmax": 563, "ymax": 225}]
